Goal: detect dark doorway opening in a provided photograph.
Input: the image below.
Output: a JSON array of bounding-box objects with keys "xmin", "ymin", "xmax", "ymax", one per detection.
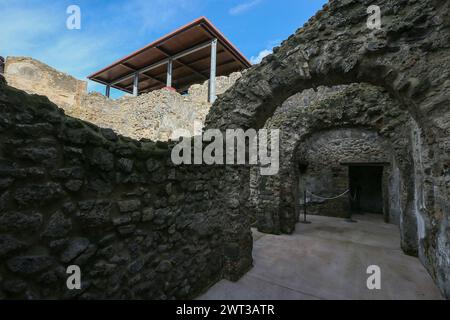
[{"xmin": 349, "ymin": 166, "xmax": 383, "ymax": 214}]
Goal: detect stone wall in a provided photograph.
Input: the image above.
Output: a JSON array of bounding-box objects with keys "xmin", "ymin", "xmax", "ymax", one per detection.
[
  {"xmin": 4, "ymin": 57, "xmax": 87, "ymax": 113},
  {"xmin": 208, "ymin": 0, "xmax": 449, "ymax": 298},
  {"xmin": 4, "ymin": 57, "xmax": 241, "ymax": 142},
  {"xmin": 296, "ymin": 128, "xmax": 390, "ymax": 219},
  {"xmin": 74, "ymin": 90, "xmax": 210, "ymax": 142},
  {"xmin": 251, "ymin": 84, "xmax": 412, "ymax": 234},
  {"xmin": 187, "ymin": 72, "xmax": 243, "ymax": 104},
  {"xmin": 1, "ymin": 0, "xmax": 449, "ymax": 299},
  {"xmin": 73, "ymin": 72, "xmax": 242, "ymax": 141},
  {"xmin": 0, "ymin": 57, "xmax": 5, "ymax": 75},
  {"xmin": 0, "ymin": 78, "xmax": 244, "ymax": 299}
]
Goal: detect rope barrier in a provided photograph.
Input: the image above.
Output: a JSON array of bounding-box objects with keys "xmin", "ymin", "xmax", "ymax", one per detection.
[
  {"xmin": 302, "ymin": 189, "xmax": 359, "ymax": 224},
  {"xmin": 306, "ymin": 189, "xmax": 350, "ymax": 201}
]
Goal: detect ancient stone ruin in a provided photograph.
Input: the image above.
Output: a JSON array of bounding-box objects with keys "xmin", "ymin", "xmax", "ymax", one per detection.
[
  {"xmin": 206, "ymin": 0, "xmax": 450, "ymax": 297},
  {"xmin": 3, "ymin": 56, "xmax": 242, "ymax": 141},
  {"xmin": 0, "ymin": 0, "xmax": 448, "ymax": 299}
]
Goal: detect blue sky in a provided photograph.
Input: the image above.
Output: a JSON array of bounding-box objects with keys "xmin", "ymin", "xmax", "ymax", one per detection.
[{"xmin": 0, "ymin": 0, "xmax": 327, "ymax": 98}]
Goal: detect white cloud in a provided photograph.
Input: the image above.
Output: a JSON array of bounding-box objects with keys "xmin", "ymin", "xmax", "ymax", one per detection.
[
  {"xmin": 250, "ymin": 49, "xmax": 272, "ymax": 64},
  {"xmin": 250, "ymin": 40, "xmax": 281, "ymax": 65},
  {"xmin": 0, "ymin": 0, "xmax": 198, "ymax": 84},
  {"xmin": 0, "ymin": 3, "xmax": 118, "ymax": 81},
  {"xmin": 229, "ymin": 0, "xmax": 262, "ymax": 16}
]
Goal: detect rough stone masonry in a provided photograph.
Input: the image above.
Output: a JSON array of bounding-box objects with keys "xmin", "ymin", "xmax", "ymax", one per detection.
[
  {"xmin": 207, "ymin": 0, "xmax": 450, "ymax": 298},
  {"xmin": 0, "ymin": 74, "xmax": 250, "ymax": 299},
  {"xmin": 0, "ymin": 0, "xmax": 449, "ymax": 300},
  {"xmin": 4, "ymin": 56, "xmax": 242, "ymax": 141}
]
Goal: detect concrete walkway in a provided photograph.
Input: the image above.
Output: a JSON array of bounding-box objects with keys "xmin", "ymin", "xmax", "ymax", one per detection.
[{"xmin": 199, "ymin": 215, "xmax": 443, "ymax": 300}]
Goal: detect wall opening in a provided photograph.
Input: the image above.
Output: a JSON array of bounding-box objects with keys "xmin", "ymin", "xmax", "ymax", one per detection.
[{"xmin": 348, "ymin": 165, "xmax": 384, "ymax": 216}]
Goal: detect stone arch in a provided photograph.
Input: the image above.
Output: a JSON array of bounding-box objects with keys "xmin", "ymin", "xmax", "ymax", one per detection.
[
  {"xmin": 294, "ymin": 128, "xmax": 393, "ymax": 219},
  {"xmin": 206, "ymin": 0, "xmax": 449, "ymax": 297},
  {"xmin": 252, "ymin": 84, "xmax": 415, "ymax": 249},
  {"xmin": 207, "ymin": 0, "xmax": 449, "ymax": 136}
]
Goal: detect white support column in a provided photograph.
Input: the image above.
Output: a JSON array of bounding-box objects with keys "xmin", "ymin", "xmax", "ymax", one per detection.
[
  {"xmin": 208, "ymin": 38, "xmax": 218, "ymax": 103},
  {"xmin": 133, "ymin": 72, "xmax": 139, "ymax": 97},
  {"xmin": 105, "ymin": 85, "xmax": 111, "ymax": 98},
  {"xmin": 166, "ymin": 58, "xmax": 173, "ymax": 88}
]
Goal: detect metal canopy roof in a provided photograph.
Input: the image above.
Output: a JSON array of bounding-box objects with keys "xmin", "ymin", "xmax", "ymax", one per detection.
[{"xmin": 87, "ymin": 17, "xmax": 251, "ymax": 94}]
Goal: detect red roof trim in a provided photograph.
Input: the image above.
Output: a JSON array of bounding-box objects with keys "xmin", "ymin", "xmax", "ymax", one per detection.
[{"xmin": 87, "ymin": 17, "xmax": 251, "ymax": 80}]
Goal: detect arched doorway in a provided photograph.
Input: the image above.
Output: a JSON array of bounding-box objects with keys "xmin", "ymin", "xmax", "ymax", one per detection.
[
  {"xmin": 295, "ymin": 128, "xmax": 393, "ymax": 222},
  {"xmin": 204, "ymin": 82, "xmax": 443, "ymax": 299},
  {"xmin": 205, "ymin": 0, "xmax": 449, "ymax": 297},
  {"xmin": 252, "ymin": 84, "xmax": 412, "ymax": 237}
]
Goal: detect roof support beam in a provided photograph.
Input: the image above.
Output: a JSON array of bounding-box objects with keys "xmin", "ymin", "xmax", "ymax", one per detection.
[
  {"xmin": 121, "ymin": 63, "xmax": 166, "ymax": 86},
  {"xmin": 142, "ymin": 73, "xmax": 165, "ymax": 86},
  {"xmin": 199, "ymin": 22, "xmax": 251, "ymax": 68},
  {"xmin": 209, "ymin": 39, "xmax": 217, "ymax": 103},
  {"xmin": 204, "ymin": 59, "xmax": 237, "ymax": 72},
  {"xmin": 144, "ymin": 49, "xmax": 227, "ymax": 80},
  {"xmin": 133, "ymin": 72, "xmax": 139, "ymax": 97},
  {"xmin": 105, "ymin": 85, "xmax": 110, "ymax": 98},
  {"xmin": 166, "ymin": 58, "xmax": 173, "ymax": 87},
  {"xmin": 93, "ymin": 77, "xmax": 133, "ymax": 94},
  {"xmin": 155, "ymin": 46, "xmax": 209, "ymax": 80},
  {"xmin": 140, "ymin": 56, "xmax": 235, "ymax": 93},
  {"xmin": 175, "ymin": 61, "xmax": 208, "ymax": 80},
  {"xmin": 182, "ymin": 49, "xmax": 226, "ymax": 68},
  {"xmin": 170, "ymin": 58, "xmax": 237, "ymax": 85},
  {"xmin": 110, "ymin": 40, "xmax": 213, "ymax": 86}
]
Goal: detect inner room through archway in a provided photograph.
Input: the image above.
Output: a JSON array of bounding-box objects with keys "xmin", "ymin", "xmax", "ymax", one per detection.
[{"xmin": 345, "ymin": 163, "xmax": 389, "ymax": 220}]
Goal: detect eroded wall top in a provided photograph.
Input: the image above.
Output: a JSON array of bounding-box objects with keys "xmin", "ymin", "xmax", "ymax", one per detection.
[
  {"xmin": 4, "ymin": 57, "xmax": 87, "ymax": 113},
  {"xmin": 4, "ymin": 56, "xmax": 242, "ymax": 142}
]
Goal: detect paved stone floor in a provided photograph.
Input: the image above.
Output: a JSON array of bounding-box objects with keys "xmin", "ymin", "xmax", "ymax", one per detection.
[{"xmin": 199, "ymin": 214, "xmax": 443, "ymax": 300}]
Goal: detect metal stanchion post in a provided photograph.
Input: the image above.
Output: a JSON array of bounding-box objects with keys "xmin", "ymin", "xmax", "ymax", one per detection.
[
  {"xmin": 301, "ymin": 190, "xmax": 312, "ymax": 224},
  {"xmin": 345, "ymin": 189, "xmax": 358, "ymax": 223}
]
